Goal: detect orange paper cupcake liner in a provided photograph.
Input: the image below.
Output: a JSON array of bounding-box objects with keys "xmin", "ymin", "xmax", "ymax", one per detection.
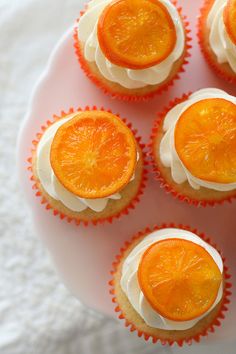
[
  {"xmin": 198, "ymin": 0, "xmax": 236, "ymax": 84},
  {"xmin": 149, "ymin": 93, "xmax": 236, "ymax": 207},
  {"xmin": 73, "ymin": 1, "xmax": 192, "ymax": 102},
  {"xmin": 109, "ymin": 223, "xmax": 232, "ymax": 346},
  {"xmin": 27, "ymin": 106, "xmax": 148, "ymax": 226}
]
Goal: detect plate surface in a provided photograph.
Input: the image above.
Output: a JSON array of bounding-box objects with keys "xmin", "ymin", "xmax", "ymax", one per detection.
[{"xmin": 17, "ymin": 0, "xmax": 236, "ymax": 349}]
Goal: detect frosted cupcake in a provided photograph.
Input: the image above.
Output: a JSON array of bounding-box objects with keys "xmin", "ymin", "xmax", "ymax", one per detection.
[
  {"xmin": 151, "ymin": 88, "xmax": 236, "ymax": 206},
  {"xmin": 28, "ymin": 108, "xmax": 147, "ymax": 225},
  {"xmin": 74, "ymin": 0, "xmax": 191, "ymax": 101},
  {"xmin": 110, "ymin": 225, "xmax": 231, "ymax": 345},
  {"xmin": 198, "ymin": 0, "xmax": 236, "ymax": 83}
]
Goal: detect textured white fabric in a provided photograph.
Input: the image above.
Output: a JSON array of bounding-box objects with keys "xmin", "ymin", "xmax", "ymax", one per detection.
[
  {"xmin": 1, "ymin": 1, "xmax": 234, "ymax": 353},
  {"xmin": 0, "ymin": 1, "xmax": 170, "ymax": 353}
]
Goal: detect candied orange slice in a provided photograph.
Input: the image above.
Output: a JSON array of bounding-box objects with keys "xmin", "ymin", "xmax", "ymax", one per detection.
[
  {"xmin": 224, "ymin": 0, "xmax": 236, "ymax": 45},
  {"xmin": 138, "ymin": 239, "xmax": 222, "ymax": 321},
  {"xmin": 50, "ymin": 111, "xmax": 137, "ymax": 199},
  {"xmin": 97, "ymin": 0, "xmax": 177, "ymax": 69},
  {"xmin": 175, "ymin": 98, "xmax": 236, "ymax": 184}
]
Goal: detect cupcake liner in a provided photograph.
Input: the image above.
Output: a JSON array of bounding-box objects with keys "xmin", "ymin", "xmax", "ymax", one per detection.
[
  {"xmin": 73, "ymin": 1, "xmax": 192, "ymax": 102},
  {"xmin": 149, "ymin": 93, "xmax": 236, "ymax": 207},
  {"xmin": 27, "ymin": 106, "xmax": 148, "ymax": 226},
  {"xmin": 198, "ymin": 0, "xmax": 236, "ymax": 84},
  {"xmin": 109, "ymin": 223, "xmax": 232, "ymax": 346}
]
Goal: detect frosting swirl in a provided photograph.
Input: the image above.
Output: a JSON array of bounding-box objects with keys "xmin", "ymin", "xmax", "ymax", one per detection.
[
  {"xmin": 121, "ymin": 228, "xmax": 223, "ymax": 330},
  {"xmin": 207, "ymin": 0, "xmax": 236, "ymax": 73},
  {"xmin": 160, "ymin": 88, "xmax": 236, "ymax": 192},
  {"xmin": 36, "ymin": 114, "xmax": 137, "ymax": 212},
  {"xmin": 77, "ymin": 0, "xmax": 185, "ymax": 89}
]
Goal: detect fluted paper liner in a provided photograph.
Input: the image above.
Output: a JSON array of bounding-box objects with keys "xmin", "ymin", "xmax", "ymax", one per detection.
[
  {"xmin": 109, "ymin": 223, "xmax": 232, "ymax": 346},
  {"xmin": 27, "ymin": 106, "xmax": 148, "ymax": 226},
  {"xmin": 198, "ymin": 0, "xmax": 236, "ymax": 84},
  {"xmin": 149, "ymin": 93, "xmax": 236, "ymax": 207},
  {"xmin": 73, "ymin": 1, "xmax": 192, "ymax": 101}
]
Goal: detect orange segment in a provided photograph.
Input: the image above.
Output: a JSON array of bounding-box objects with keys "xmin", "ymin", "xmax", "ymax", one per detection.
[
  {"xmin": 224, "ymin": 0, "xmax": 236, "ymax": 45},
  {"xmin": 138, "ymin": 239, "xmax": 222, "ymax": 322},
  {"xmin": 97, "ymin": 0, "xmax": 177, "ymax": 69},
  {"xmin": 175, "ymin": 98, "xmax": 236, "ymax": 184},
  {"xmin": 50, "ymin": 111, "xmax": 137, "ymax": 199}
]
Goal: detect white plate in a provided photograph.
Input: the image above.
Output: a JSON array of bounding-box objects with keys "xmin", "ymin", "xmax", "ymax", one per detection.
[{"xmin": 17, "ymin": 0, "xmax": 236, "ymax": 350}]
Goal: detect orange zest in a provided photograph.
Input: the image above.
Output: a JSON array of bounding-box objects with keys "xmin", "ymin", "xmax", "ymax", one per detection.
[
  {"xmin": 138, "ymin": 238, "xmax": 222, "ymax": 321},
  {"xmin": 50, "ymin": 111, "xmax": 137, "ymax": 199},
  {"xmin": 224, "ymin": 0, "xmax": 236, "ymax": 45},
  {"xmin": 174, "ymin": 98, "xmax": 236, "ymax": 184},
  {"xmin": 97, "ymin": 0, "xmax": 177, "ymax": 69}
]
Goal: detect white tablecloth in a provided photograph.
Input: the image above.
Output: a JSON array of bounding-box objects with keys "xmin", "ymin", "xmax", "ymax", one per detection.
[{"xmin": 1, "ymin": 1, "xmax": 234, "ymax": 353}]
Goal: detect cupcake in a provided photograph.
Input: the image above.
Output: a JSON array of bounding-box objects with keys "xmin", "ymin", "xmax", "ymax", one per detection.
[
  {"xmin": 28, "ymin": 108, "xmax": 147, "ymax": 225},
  {"xmin": 110, "ymin": 224, "xmax": 231, "ymax": 345},
  {"xmin": 198, "ymin": 0, "xmax": 236, "ymax": 83},
  {"xmin": 74, "ymin": 0, "xmax": 191, "ymax": 101},
  {"xmin": 151, "ymin": 88, "xmax": 236, "ymax": 206}
]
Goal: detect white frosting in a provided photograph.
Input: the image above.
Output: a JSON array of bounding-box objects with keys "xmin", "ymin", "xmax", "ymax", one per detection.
[
  {"xmin": 207, "ymin": 0, "xmax": 236, "ymax": 73},
  {"xmin": 121, "ymin": 228, "xmax": 223, "ymax": 330},
  {"xmin": 77, "ymin": 0, "xmax": 185, "ymax": 89},
  {"xmin": 160, "ymin": 88, "xmax": 236, "ymax": 192},
  {"xmin": 36, "ymin": 113, "xmax": 137, "ymax": 212}
]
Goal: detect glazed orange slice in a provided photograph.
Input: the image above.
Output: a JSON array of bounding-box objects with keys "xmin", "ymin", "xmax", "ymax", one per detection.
[
  {"xmin": 224, "ymin": 0, "xmax": 236, "ymax": 45},
  {"xmin": 97, "ymin": 0, "xmax": 177, "ymax": 69},
  {"xmin": 138, "ymin": 239, "xmax": 222, "ymax": 321},
  {"xmin": 50, "ymin": 111, "xmax": 137, "ymax": 199},
  {"xmin": 175, "ymin": 98, "xmax": 236, "ymax": 184}
]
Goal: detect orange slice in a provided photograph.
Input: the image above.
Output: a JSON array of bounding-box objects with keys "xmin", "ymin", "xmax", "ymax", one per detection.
[
  {"xmin": 138, "ymin": 238, "xmax": 222, "ymax": 321},
  {"xmin": 50, "ymin": 111, "xmax": 137, "ymax": 199},
  {"xmin": 174, "ymin": 98, "xmax": 236, "ymax": 184},
  {"xmin": 224, "ymin": 0, "xmax": 236, "ymax": 45},
  {"xmin": 97, "ymin": 0, "xmax": 177, "ymax": 69}
]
